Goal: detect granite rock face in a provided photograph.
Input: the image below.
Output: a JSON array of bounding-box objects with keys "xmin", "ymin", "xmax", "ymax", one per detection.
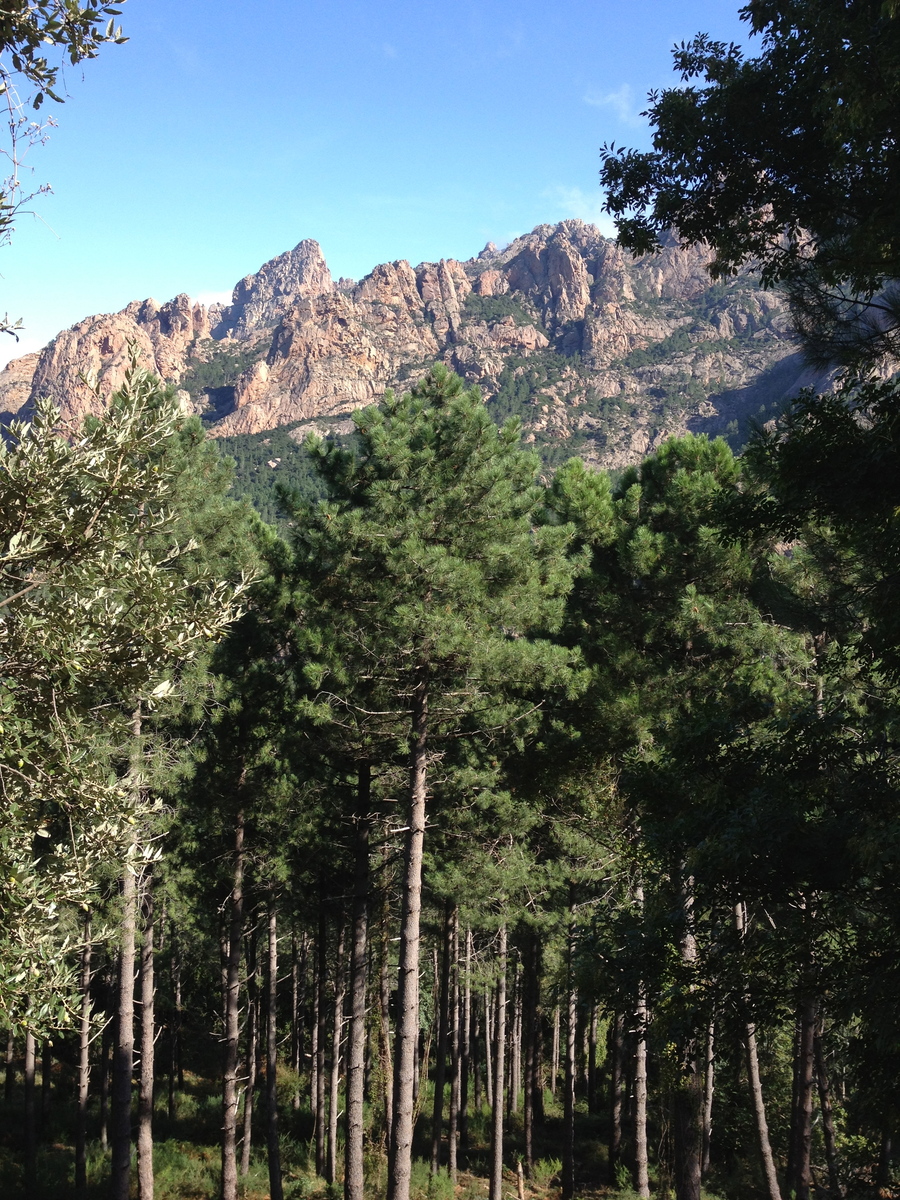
[
  {"xmin": 0, "ymin": 352, "xmax": 41, "ymax": 421},
  {"xmin": 10, "ymin": 219, "xmax": 817, "ymax": 469},
  {"xmin": 216, "ymin": 238, "xmax": 334, "ymax": 340},
  {"xmin": 27, "ymin": 294, "xmax": 211, "ymax": 423}
]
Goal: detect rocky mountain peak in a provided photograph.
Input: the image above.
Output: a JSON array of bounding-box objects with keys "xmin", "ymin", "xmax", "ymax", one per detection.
[
  {"xmin": 2, "ymin": 219, "xmax": 820, "ymax": 473},
  {"xmin": 217, "ymin": 238, "xmax": 334, "ymax": 340}
]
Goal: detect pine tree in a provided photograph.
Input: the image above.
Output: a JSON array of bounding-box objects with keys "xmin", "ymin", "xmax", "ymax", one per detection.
[{"xmin": 284, "ymin": 365, "xmax": 578, "ymax": 1200}]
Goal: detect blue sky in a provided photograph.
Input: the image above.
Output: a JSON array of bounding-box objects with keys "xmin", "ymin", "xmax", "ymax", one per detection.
[{"xmin": 0, "ymin": 0, "xmax": 753, "ymax": 367}]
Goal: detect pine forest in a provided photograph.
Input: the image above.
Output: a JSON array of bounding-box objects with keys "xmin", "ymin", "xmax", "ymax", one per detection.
[{"xmin": 2, "ymin": 4, "xmax": 900, "ymax": 1200}]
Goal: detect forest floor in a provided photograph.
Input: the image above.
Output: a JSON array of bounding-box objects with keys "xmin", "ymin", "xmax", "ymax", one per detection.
[{"xmin": 0, "ymin": 1068, "xmax": 745, "ymax": 1200}]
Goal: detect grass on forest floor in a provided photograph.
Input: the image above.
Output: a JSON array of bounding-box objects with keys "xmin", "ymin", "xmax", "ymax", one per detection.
[{"xmin": 0, "ymin": 1071, "xmax": 726, "ymax": 1200}]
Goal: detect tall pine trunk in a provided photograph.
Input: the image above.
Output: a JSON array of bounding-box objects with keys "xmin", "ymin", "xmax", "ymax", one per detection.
[
  {"xmin": 814, "ymin": 1024, "xmax": 843, "ymax": 1200},
  {"xmin": 791, "ymin": 995, "xmax": 817, "ymax": 1200},
  {"xmin": 25, "ymin": 1028, "xmax": 36, "ymax": 1189},
  {"xmin": 673, "ymin": 874, "xmax": 702, "ymax": 1200},
  {"xmin": 735, "ymin": 902, "xmax": 782, "ymax": 1200},
  {"xmin": 291, "ymin": 931, "xmax": 306, "ymax": 1111},
  {"xmin": 240, "ymin": 929, "xmax": 259, "ymax": 1179},
  {"xmin": 111, "ymin": 706, "xmax": 143, "ymax": 1200},
  {"xmin": 608, "ymin": 1014, "xmax": 624, "ymax": 1185},
  {"xmin": 460, "ymin": 927, "xmax": 472, "ymax": 1150},
  {"xmin": 448, "ymin": 909, "xmax": 461, "ymax": 1182},
  {"xmin": 387, "ymin": 679, "xmax": 428, "ymax": 1200},
  {"xmin": 4, "ymin": 1029, "xmax": 13, "ymax": 1102},
  {"xmin": 523, "ymin": 934, "xmax": 536, "ymax": 1175},
  {"xmin": 138, "ymin": 882, "xmax": 155, "ymax": 1200},
  {"xmin": 41, "ymin": 1040, "xmax": 52, "ymax": 1123},
  {"xmin": 168, "ymin": 933, "xmax": 183, "ymax": 1122},
  {"xmin": 562, "ymin": 910, "xmax": 576, "ymax": 1200},
  {"xmin": 345, "ymin": 764, "xmax": 371, "ymax": 1200},
  {"xmin": 315, "ymin": 907, "xmax": 328, "ymax": 1176},
  {"xmin": 701, "ymin": 1018, "xmax": 715, "ymax": 1177},
  {"xmin": 111, "ymin": 850, "xmax": 137, "ymax": 1200},
  {"xmin": 551, "ymin": 1004, "xmax": 560, "ymax": 1098},
  {"xmin": 634, "ymin": 882, "xmax": 650, "ymax": 1200},
  {"xmin": 221, "ymin": 810, "xmax": 245, "ymax": 1200},
  {"xmin": 431, "ymin": 902, "xmax": 452, "ymax": 1173},
  {"xmin": 488, "ymin": 925, "xmax": 507, "ymax": 1200},
  {"xmin": 100, "ymin": 1019, "xmax": 112, "ymax": 1151},
  {"xmin": 473, "ymin": 987, "xmax": 482, "ymax": 1114},
  {"xmin": 266, "ymin": 902, "xmax": 284, "ymax": 1200},
  {"xmin": 76, "ymin": 918, "xmax": 92, "ymax": 1197},
  {"xmin": 509, "ymin": 965, "xmax": 521, "ymax": 1116},
  {"xmin": 379, "ymin": 892, "xmax": 394, "ymax": 1143},
  {"xmin": 587, "ymin": 1004, "xmax": 598, "ymax": 1114},
  {"xmin": 327, "ymin": 924, "xmax": 347, "ymax": 1185},
  {"xmin": 484, "ymin": 986, "xmax": 493, "ymax": 1110}
]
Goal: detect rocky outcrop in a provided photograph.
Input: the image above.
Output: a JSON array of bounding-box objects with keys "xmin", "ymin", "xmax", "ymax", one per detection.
[
  {"xmin": 0, "ymin": 352, "xmax": 40, "ymax": 421},
  {"xmin": 27, "ymin": 294, "xmax": 211, "ymax": 425},
  {"xmin": 217, "ymin": 239, "xmax": 334, "ymax": 339},
  {"xmin": 7, "ymin": 218, "xmax": 815, "ymax": 470}
]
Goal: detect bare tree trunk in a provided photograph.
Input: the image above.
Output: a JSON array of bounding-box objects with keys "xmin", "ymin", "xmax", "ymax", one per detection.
[
  {"xmin": 609, "ymin": 1013, "xmax": 624, "ymax": 1186},
  {"xmin": 379, "ymin": 892, "xmax": 394, "ymax": 1143},
  {"xmin": 634, "ymin": 881, "xmax": 650, "ymax": 1200},
  {"xmin": 701, "ymin": 1018, "xmax": 715, "ymax": 1177},
  {"xmin": 551, "ymin": 1004, "xmax": 560, "ymax": 1098},
  {"xmin": 387, "ymin": 679, "xmax": 428, "ymax": 1200},
  {"xmin": 4, "ymin": 1029, "xmax": 13, "ymax": 1101},
  {"xmin": 327, "ymin": 924, "xmax": 347, "ymax": 1186},
  {"xmin": 814, "ymin": 1024, "xmax": 843, "ymax": 1200},
  {"xmin": 100, "ymin": 1019, "xmax": 112, "ymax": 1151},
  {"xmin": 562, "ymin": 912, "xmax": 576, "ymax": 1200},
  {"xmin": 345, "ymin": 766, "xmax": 371, "ymax": 1200},
  {"xmin": 315, "ymin": 906, "xmax": 327, "ymax": 1176},
  {"xmin": 523, "ymin": 932, "xmax": 537, "ymax": 1177},
  {"xmin": 266, "ymin": 902, "xmax": 284, "ymax": 1200},
  {"xmin": 138, "ymin": 883, "xmax": 155, "ymax": 1200},
  {"xmin": 673, "ymin": 874, "xmax": 702, "ymax": 1200},
  {"xmin": 111, "ymin": 851, "xmax": 138, "ymax": 1200},
  {"xmin": 509, "ymin": 964, "xmax": 521, "ymax": 1116},
  {"xmin": 588, "ymin": 1004, "xmax": 598, "ymax": 1114},
  {"xmin": 241, "ymin": 929, "xmax": 259, "ymax": 1179},
  {"xmin": 221, "ymin": 810, "xmax": 245, "ymax": 1200},
  {"xmin": 735, "ymin": 903, "xmax": 782, "ymax": 1200},
  {"xmin": 431, "ymin": 902, "xmax": 453, "ymax": 1174},
  {"xmin": 25, "ymin": 1028, "xmax": 36, "ymax": 1189},
  {"xmin": 484, "ymin": 986, "xmax": 493, "ymax": 1111},
  {"xmin": 487, "ymin": 984, "xmax": 494, "ymax": 1104},
  {"xmin": 168, "ymin": 934, "xmax": 183, "ymax": 1123},
  {"xmin": 473, "ymin": 988, "xmax": 482, "ymax": 1114},
  {"xmin": 448, "ymin": 909, "xmax": 461, "ymax": 1182},
  {"xmin": 112, "ymin": 709, "xmax": 143, "ymax": 1200},
  {"xmin": 792, "ymin": 995, "xmax": 817, "ymax": 1200},
  {"xmin": 292, "ymin": 931, "xmax": 306, "ymax": 1111},
  {"xmin": 76, "ymin": 921, "xmax": 93, "ymax": 1197},
  {"xmin": 460, "ymin": 927, "xmax": 472, "ymax": 1150},
  {"xmin": 489, "ymin": 926, "xmax": 508, "ymax": 1200},
  {"xmin": 41, "ymin": 1039, "xmax": 52, "ymax": 1124},
  {"xmin": 786, "ymin": 1016, "xmax": 800, "ymax": 1190},
  {"xmin": 877, "ymin": 1133, "xmax": 893, "ymax": 1190}
]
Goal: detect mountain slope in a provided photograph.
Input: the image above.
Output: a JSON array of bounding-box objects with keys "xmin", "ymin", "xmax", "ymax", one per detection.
[{"xmin": 1, "ymin": 220, "xmax": 823, "ymax": 477}]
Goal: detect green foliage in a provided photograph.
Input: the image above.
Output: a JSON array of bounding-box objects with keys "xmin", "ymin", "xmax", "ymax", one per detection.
[
  {"xmin": 0, "ymin": 361, "xmax": 246, "ymax": 1030},
  {"xmin": 622, "ymin": 326, "xmax": 735, "ymax": 370},
  {"xmin": 217, "ymin": 422, "xmax": 348, "ymax": 526},
  {"xmin": 463, "ymin": 291, "xmax": 541, "ymax": 328},
  {"xmin": 529, "ymin": 1157, "xmax": 562, "ymax": 1189},
  {"xmin": 599, "ymin": 0, "xmax": 900, "ymax": 369},
  {"xmin": 178, "ymin": 341, "xmax": 263, "ymax": 415},
  {"xmin": 0, "ymin": 3, "xmax": 127, "ymax": 109}
]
